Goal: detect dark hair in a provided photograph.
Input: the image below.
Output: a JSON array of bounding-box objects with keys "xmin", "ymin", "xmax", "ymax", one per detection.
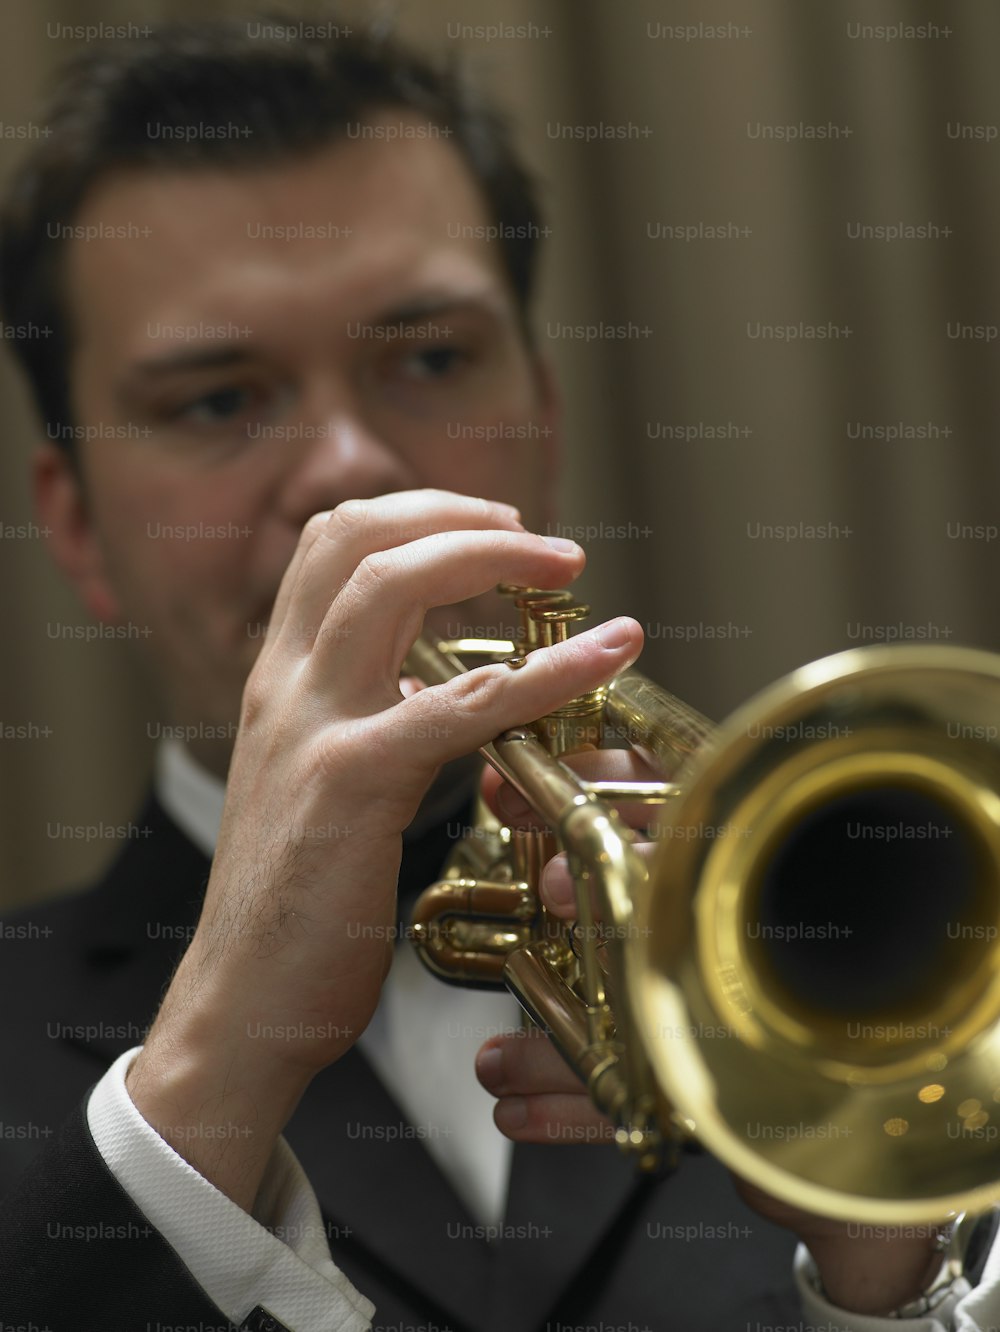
[{"xmin": 0, "ymin": 12, "xmax": 544, "ymax": 446}]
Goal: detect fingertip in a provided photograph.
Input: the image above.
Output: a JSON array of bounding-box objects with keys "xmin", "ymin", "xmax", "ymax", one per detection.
[
  {"xmin": 541, "ymin": 858, "xmax": 576, "ymax": 917},
  {"xmin": 475, "ymin": 1042, "xmax": 504, "ymax": 1091},
  {"xmin": 594, "ymin": 617, "xmax": 643, "ymax": 654},
  {"xmin": 494, "ymin": 1095, "xmax": 528, "ymax": 1133}
]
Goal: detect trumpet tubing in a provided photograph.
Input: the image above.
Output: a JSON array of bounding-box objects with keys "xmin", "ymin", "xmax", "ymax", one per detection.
[{"xmin": 405, "ymin": 586, "xmax": 1000, "ymax": 1222}]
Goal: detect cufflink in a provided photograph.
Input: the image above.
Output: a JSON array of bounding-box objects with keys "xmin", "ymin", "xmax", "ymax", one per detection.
[{"xmin": 240, "ymin": 1307, "xmax": 291, "ymax": 1332}]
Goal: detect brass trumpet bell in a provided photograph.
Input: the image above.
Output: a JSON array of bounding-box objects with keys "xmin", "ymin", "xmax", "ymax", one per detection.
[{"xmin": 632, "ymin": 646, "xmax": 1000, "ymax": 1223}]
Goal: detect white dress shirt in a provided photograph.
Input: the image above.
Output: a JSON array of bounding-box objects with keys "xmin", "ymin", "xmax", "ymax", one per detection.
[{"xmin": 81, "ymin": 739, "xmax": 1000, "ymax": 1330}]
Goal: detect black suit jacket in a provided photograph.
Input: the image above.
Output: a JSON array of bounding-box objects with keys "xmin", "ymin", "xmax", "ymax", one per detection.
[{"xmin": 0, "ymin": 795, "xmax": 800, "ymax": 1330}]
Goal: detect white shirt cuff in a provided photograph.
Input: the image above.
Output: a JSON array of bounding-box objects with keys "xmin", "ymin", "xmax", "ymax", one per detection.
[{"xmin": 87, "ymin": 1047, "xmax": 374, "ymax": 1332}]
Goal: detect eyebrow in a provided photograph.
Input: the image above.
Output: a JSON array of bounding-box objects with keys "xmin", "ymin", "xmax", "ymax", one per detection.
[
  {"xmin": 121, "ymin": 347, "xmax": 252, "ymax": 386},
  {"xmin": 117, "ymin": 294, "xmax": 505, "ymax": 391}
]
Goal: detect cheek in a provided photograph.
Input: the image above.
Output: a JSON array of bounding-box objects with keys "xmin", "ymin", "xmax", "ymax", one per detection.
[
  {"xmin": 114, "ymin": 527, "xmax": 251, "ymax": 653},
  {"xmin": 87, "ymin": 462, "xmax": 264, "ymax": 632}
]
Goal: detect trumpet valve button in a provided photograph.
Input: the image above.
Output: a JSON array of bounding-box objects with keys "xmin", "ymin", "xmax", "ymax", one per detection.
[{"xmin": 531, "ymin": 603, "xmax": 590, "ymax": 646}]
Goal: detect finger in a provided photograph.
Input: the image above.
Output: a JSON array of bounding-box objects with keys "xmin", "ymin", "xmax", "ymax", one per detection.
[
  {"xmin": 475, "ymin": 1029, "xmax": 586, "ymax": 1097},
  {"xmin": 272, "ymin": 490, "xmax": 525, "ymax": 654},
  {"xmin": 539, "ymin": 839, "xmax": 658, "ymax": 920},
  {"xmin": 391, "ymin": 616, "xmax": 644, "ymax": 776},
  {"xmin": 493, "ymin": 1093, "xmax": 617, "ymax": 1146},
  {"xmin": 264, "ymin": 508, "xmax": 334, "ymax": 645},
  {"xmin": 476, "ymin": 1031, "xmax": 618, "ymax": 1146},
  {"xmin": 309, "ymin": 529, "xmax": 590, "ymax": 710},
  {"xmin": 539, "ymin": 853, "xmax": 575, "ymax": 919}
]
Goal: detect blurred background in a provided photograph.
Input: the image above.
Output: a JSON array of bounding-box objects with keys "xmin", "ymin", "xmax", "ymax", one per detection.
[{"xmin": 2, "ymin": 0, "xmax": 999, "ymax": 903}]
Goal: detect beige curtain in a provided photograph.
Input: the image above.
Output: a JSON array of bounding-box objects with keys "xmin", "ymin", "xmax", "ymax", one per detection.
[{"xmin": 3, "ymin": 0, "xmax": 999, "ymax": 903}]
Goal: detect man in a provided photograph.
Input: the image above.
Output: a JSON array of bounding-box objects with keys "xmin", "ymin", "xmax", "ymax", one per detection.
[{"xmin": 0, "ymin": 15, "xmax": 993, "ymax": 1330}]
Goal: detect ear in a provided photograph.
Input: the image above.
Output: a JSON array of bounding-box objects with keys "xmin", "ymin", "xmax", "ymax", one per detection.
[
  {"xmin": 32, "ymin": 443, "xmax": 124, "ymax": 623},
  {"xmin": 531, "ymin": 353, "xmax": 563, "ymax": 529}
]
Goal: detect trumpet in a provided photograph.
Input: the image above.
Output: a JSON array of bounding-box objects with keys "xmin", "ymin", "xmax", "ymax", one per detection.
[{"xmin": 404, "ymin": 585, "xmax": 1000, "ymax": 1224}]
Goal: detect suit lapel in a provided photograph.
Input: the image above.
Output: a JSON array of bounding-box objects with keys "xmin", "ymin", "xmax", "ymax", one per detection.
[
  {"xmin": 487, "ymin": 1137, "xmax": 646, "ymax": 1330},
  {"xmin": 288, "ymin": 1053, "xmax": 650, "ymax": 1332},
  {"xmin": 54, "ymin": 793, "xmax": 211, "ymax": 1069},
  {"xmin": 286, "ymin": 1049, "xmax": 494, "ymax": 1330}
]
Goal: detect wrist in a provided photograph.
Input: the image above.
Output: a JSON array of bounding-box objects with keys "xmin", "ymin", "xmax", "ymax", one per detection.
[
  {"xmin": 806, "ymin": 1225, "xmax": 948, "ymax": 1315},
  {"xmin": 127, "ymin": 955, "xmax": 316, "ymax": 1212}
]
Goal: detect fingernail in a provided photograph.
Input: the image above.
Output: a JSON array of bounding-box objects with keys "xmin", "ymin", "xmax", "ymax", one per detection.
[
  {"xmin": 498, "ymin": 503, "xmax": 523, "ymax": 523},
  {"xmin": 496, "ymin": 1096, "xmax": 528, "ymax": 1131},
  {"xmin": 540, "ymin": 535, "xmax": 580, "ymax": 553},
  {"xmin": 476, "ymin": 1045, "xmax": 504, "ymax": 1090},
  {"xmin": 497, "ymin": 785, "xmax": 531, "ymax": 823},
  {"xmin": 596, "ymin": 618, "xmax": 631, "ymax": 650}
]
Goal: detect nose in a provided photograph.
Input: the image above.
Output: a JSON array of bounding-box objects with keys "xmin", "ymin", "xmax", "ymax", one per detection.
[{"xmin": 275, "ymin": 406, "xmax": 419, "ymax": 528}]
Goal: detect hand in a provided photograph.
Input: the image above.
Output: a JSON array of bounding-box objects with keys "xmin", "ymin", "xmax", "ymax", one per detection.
[
  {"xmin": 126, "ymin": 489, "xmax": 643, "ymax": 1210},
  {"xmin": 478, "ymin": 1027, "xmax": 942, "ymax": 1312},
  {"xmin": 476, "ymin": 754, "xmax": 946, "ymax": 1316}
]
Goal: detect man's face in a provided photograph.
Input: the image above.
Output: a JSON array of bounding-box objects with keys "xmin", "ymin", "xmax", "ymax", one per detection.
[{"xmin": 48, "ymin": 113, "xmax": 558, "ymax": 774}]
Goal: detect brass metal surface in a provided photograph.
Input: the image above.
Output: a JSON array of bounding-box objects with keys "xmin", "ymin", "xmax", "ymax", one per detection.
[{"xmin": 404, "ymin": 593, "xmax": 1000, "ymax": 1222}]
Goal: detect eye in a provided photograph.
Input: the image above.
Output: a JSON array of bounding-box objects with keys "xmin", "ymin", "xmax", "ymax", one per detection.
[
  {"xmin": 172, "ymin": 385, "xmax": 257, "ymax": 425},
  {"xmin": 400, "ymin": 345, "xmax": 468, "ymax": 380}
]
